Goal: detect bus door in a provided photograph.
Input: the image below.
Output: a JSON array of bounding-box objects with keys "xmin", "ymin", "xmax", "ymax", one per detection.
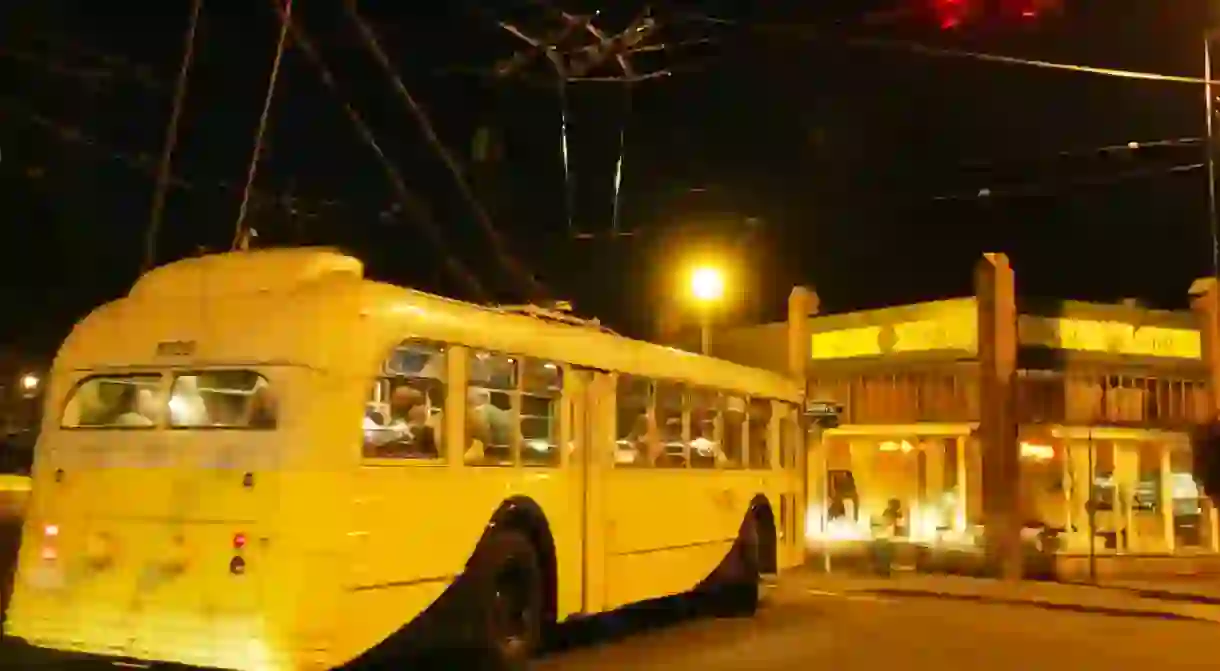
[
  {"xmin": 568, "ymin": 366, "xmax": 609, "ymax": 615},
  {"xmin": 776, "ymin": 403, "xmax": 804, "ymax": 570}
]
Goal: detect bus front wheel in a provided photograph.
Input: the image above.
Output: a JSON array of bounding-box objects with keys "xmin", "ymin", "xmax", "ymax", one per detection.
[
  {"xmin": 471, "ymin": 530, "xmax": 544, "ymax": 670},
  {"xmin": 705, "ymin": 516, "xmax": 761, "ymax": 617}
]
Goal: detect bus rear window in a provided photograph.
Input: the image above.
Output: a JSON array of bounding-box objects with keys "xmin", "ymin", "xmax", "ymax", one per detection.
[
  {"xmin": 170, "ymin": 371, "xmax": 276, "ymax": 430},
  {"xmin": 61, "ymin": 374, "xmax": 163, "ymax": 429}
]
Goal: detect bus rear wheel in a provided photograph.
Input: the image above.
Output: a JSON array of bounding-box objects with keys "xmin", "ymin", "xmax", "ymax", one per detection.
[{"xmin": 471, "ymin": 530, "xmax": 544, "ymax": 670}]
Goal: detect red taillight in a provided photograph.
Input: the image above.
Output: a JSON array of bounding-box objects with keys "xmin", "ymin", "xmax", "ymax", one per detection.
[
  {"xmin": 233, "ymin": 533, "xmax": 247, "ymax": 550},
  {"xmin": 41, "ymin": 546, "xmax": 58, "ymax": 560},
  {"xmin": 44, "ymin": 524, "xmax": 59, "ymax": 537}
]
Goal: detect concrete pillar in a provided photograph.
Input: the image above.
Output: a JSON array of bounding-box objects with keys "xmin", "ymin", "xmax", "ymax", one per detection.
[
  {"xmin": 1205, "ymin": 496, "xmax": 1220, "ymax": 552},
  {"xmin": 1159, "ymin": 444, "xmax": 1176, "ymax": 554},
  {"xmin": 787, "ymin": 286, "xmax": 818, "ymax": 382},
  {"xmin": 921, "ymin": 440, "xmax": 946, "ymax": 538},
  {"xmin": 1113, "ymin": 442, "xmax": 1139, "ymax": 552},
  {"xmin": 1060, "ymin": 444, "xmax": 1074, "ymax": 540},
  {"xmin": 789, "ymin": 286, "xmax": 818, "ymax": 549},
  {"xmin": 954, "ymin": 435, "xmax": 969, "ymax": 531},
  {"xmin": 1189, "ymin": 277, "xmax": 1220, "ymax": 417},
  {"xmin": 1067, "ymin": 441, "xmax": 1094, "ymax": 553},
  {"xmin": 967, "ymin": 437, "xmax": 985, "ymax": 526},
  {"xmin": 975, "ymin": 252, "xmax": 1021, "ymax": 579}
]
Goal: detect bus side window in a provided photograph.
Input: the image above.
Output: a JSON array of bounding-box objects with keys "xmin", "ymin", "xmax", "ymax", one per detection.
[
  {"xmin": 689, "ymin": 388, "xmax": 720, "ymax": 470},
  {"xmin": 520, "ymin": 359, "xmax": 562, "ymax": 467},
  {"xmin": 720, "ymin": 394, "xmax": 746, "ymax": 469},
  {"xmin": 654, "ymin": 381, "xmax": 687, "ymax": 469},
  {"xmin": 465, "ymin": 350, "xmax": 517, "ymax": 466},
  {"xmin": 363, "ymin": 340, "xmax": 446, "ymax": 461},
  {"xmin": 614, "ymin": 375, "xmax": 653, "ymax": 468},
  {"xmin": 747, "ymin": 397, "xmax": 772, "ymax": 470}
]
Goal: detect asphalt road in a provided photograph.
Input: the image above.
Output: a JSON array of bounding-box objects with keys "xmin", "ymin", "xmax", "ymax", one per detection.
[
  {"xmin": 535, "ymin": 576, "xmax": 1219, "ymax": 671},
  {"xmin": 3, "ymin": 572, "xmax": 1215, "ymax": 669}
]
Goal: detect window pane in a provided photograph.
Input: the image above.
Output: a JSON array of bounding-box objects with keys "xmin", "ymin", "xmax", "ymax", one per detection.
[
  {"xmin": 688, "ymin": 388, "xmax": 720, "ymax": 469},
  {"xmin": 747, "ymin": 398, "xmax": 772, "ymax": 470},
  {"xmin": 61, "ymin": 375, "xmax": 163, "ymax": 429},
  {"xmin": 655, "ymin": 381, "xmax": 687, "ymax": 468},
  {"xmin": 466, "ymin": 351, "xmax": 516, "ymax": 465},
  {"xmin": 615, "ymin": 375, "xmax": 653, "ymax": 467},
  {"xmin": 470, "ymin": 351, "xmax": 516, "ymax": 391},
  {"xmin": 521, "ymin": 360, "xmax": 561, "ymax": 467},
  {"xmin": 365, "ymin": 340, "xmax": 445, "ymax": 460},
  {"xmin": 522, "ymin": 360, "xmax": 562, "ymax": 395},
  {"xmin": 720, "ymin": 394, "xmax": 746, "ymax": 469},
  {"xmin": 170, "ymin": 371, "xmax": 277, "ymax": 429}
]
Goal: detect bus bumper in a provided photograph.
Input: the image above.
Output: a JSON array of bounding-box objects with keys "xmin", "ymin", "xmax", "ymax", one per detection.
[{"xmin": 2, "ymin": 637, "xmax": 228, "ymax": 670}]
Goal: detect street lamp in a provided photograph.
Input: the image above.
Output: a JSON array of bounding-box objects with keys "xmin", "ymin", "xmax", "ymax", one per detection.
[
  {"xmin": 20, "ymin": 374, "xmax": 39, "ymax": 392},
  {"xmin": 690, "ymin": 265, "xmax": 724, "ymax": 355}
]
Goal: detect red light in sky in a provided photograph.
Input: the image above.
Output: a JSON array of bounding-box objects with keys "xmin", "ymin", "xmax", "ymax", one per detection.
[{"xmin": 931, "ymin": 0, "xmax": 971, "ymax": 29}]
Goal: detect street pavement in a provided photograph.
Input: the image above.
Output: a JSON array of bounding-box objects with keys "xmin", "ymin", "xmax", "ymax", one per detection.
[
  {"xmin": 535, "ymin": 572, "xmax": 1220, "ymax": 670},
  {"xmin": 2, "ymin": 570, "xmax": 1217, "ymax": 669}
]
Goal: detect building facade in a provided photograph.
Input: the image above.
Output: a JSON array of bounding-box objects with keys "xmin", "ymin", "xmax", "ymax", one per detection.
[{"xmin": 711, "ymin": 255, "xmax": 1220, "ymax": 574}]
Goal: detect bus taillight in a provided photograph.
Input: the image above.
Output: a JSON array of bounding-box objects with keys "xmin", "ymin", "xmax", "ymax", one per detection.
[
  {"xmin": 40, "ymin": 546, "xmax": 58, "ymax": 561},
  {"xmin": 44, "ymin": 524, "xmax": 59, "ymax": 538},
  {"xmin": 233, "ymin": 533, "xmax": 247, "ymax": 550}
]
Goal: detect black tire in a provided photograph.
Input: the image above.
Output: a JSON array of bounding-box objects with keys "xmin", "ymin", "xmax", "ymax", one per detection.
[
  {"xmin": 469, "ymin": 530, "xmax": 544, "ymax": 671},
  {"xmin": 711, "ymin": 516, "xmax": 761, "ymax": 617}
]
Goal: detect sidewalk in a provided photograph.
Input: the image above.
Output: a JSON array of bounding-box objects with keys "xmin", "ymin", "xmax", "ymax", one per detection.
[{"xmin": 788, "ymin": 569, "xmax": 1220, "ymax": 624}]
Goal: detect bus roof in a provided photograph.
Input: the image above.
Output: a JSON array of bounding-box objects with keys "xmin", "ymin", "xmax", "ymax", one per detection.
[{"xmin": 53, "ymin": 249, "xmax": 802, "ymax": 402}]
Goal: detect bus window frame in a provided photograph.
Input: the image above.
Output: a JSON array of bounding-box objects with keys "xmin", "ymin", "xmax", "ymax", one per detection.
[
  {"xmin": 58, "ymin": 372, "xmax": 167, "ymax": 431},
  {"xmin": 361, "ymin": 339, "xmax": 452, "ymax": 468},
  {"xmin": 166, "ymin": 369, "xmax": 279, "ymax": 431}
]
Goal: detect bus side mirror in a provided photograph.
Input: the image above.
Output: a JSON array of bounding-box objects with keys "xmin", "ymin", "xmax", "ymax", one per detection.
[{"xmin": 1192, "ymin": 422, "xmax": 1220, "ymax": 506}]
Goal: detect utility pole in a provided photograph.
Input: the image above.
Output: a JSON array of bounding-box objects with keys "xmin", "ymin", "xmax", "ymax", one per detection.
[{"xmin": 1205, "ymin": 30, "xmax": 1219, "ymax": 282}]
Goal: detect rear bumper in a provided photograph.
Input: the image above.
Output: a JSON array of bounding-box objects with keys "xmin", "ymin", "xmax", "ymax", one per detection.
[{"xmin": 1, "ymin": 637, "xmax": 228, "ymax": 669}]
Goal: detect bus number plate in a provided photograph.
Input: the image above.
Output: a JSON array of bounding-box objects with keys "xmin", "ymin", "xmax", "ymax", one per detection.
[{"xmin": 156, "ymin": 340, "xmax": 196, "ymax": 357}]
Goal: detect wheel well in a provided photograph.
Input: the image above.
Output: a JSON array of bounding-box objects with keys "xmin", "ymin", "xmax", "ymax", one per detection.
[
  {"xmin": 491, "ymin": 497, "xmax": 559, "ymax": 624},
  {"xmin": 750, "ymin": 494, "xmax": 778, "ymax": 575}
]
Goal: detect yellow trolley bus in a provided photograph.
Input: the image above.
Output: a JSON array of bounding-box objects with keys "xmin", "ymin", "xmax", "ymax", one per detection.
[{"xmin": 4, "ymin": 249, "xmax": 806, "ymax": 669}]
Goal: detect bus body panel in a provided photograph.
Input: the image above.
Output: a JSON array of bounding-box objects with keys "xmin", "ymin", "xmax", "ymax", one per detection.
[{"xmin": 5, "ymin": 249, "xmax": 806, "ymax": 669}]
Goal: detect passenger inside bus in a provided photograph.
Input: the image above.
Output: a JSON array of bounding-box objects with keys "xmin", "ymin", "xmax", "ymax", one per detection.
[
  {"xmin": 364, "ymin": 385, "xmax": 438, "ymax": 458},
  {"xmin": 466, "ymin": 387, "xmax": 513, "ymax": 463},
  {"xmin": 690, "ymin": 407, "xmax": 725, "ymax": 468},
  {"xmin": 168, "ymin": 376, "xmax": 209, "ymax": 426},
  {"xmin": 616, "ymin": 413, "xmax": 658, "ymax": 466},
  {"xmin": 113, "ymin": 385, "xmax": 155, "ymax": 427}
]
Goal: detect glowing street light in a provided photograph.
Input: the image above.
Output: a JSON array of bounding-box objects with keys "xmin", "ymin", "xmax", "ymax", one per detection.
[
  {"xmin": 20, "ymin": 374, "xmax": 39, "ymax": 392},
  {"xmin": 690, "ymin": 266, "xmax": 725, "ymax": 303},
  {"xmin": 689, "ymin": 265, "xmax": 725, "ymax": 355}
]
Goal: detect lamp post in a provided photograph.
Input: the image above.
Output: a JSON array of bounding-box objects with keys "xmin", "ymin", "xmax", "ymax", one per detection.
[{"xmin": 690, "ymin": 265, "xmax": 725, "ymax": 355}]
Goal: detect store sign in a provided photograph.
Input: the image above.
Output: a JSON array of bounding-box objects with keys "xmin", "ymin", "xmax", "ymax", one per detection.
[
  {"xmin": 809, "ymin": 299, "xmax": 977, "ymax": 360},
  {"xmin": 1017, "ymin": 316, "xmax": 1200, "ymax": 359}
]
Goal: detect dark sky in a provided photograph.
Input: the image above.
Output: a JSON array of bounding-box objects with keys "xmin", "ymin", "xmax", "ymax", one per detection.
[{"xmin": 0, "ymin": 1, "xmax": 1213, "ymax": 356}]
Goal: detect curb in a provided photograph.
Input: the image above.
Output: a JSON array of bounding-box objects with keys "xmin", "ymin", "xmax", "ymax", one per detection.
[{"xmin": 860, "ymin": 587, "xmax": 1220, "ymax": 624}]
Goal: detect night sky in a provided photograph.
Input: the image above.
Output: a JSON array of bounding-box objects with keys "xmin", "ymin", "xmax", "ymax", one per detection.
[{"xmin": 0, "ymin": 1, "xmax": 1213, "ymax": 358}]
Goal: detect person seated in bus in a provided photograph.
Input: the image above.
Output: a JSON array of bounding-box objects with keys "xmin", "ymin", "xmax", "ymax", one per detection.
[
  {"xmin": 113, "ymin": 384, "xmax": 154, "ymax": 427},
  {"xmin": 689, "ymin": 409, "xmax": 726, "ymax": 467},
  {"xmin": 721, "ymin": 397, "xmax": 746, "ymax": 467},
  {"xmin": 383, "ymin": 386, "xmax": 437, "ymax": 458},
  {"xmin": 244, "ymin": 380, "xmax": 277, "ymax": 429},
  {"xmin": 657, "ymin": 416, "xmax": 688, "ymax": 467},
  {"xmin": 466, "ymin": 387, "xmax": 512, "ymax": 462},
  {"xmin": 169, "ymin": 376, "xmax": 209, "ymax": 427}
]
